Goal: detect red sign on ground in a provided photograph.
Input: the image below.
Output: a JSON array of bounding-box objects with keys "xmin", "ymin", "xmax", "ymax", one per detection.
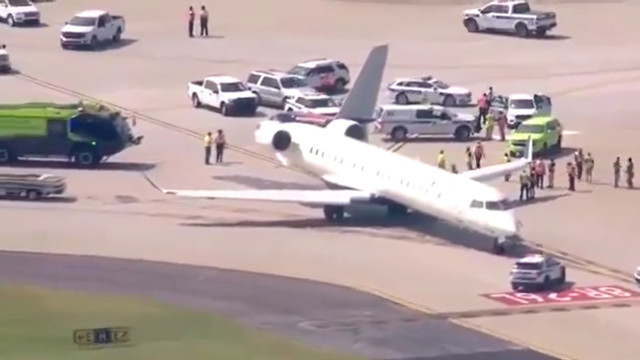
[{"xmin": 482, "ymin": 285, "xmax": 640, "ymax": 306}]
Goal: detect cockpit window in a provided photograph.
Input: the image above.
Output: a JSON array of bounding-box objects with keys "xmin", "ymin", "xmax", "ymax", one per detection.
[
  {"xmin": 485, "ymin": 200, "xmax": 508, "ymax": 210},
  {"xmin": 470, "ymin": 200, "xmax": 483, "ymax": 209}
]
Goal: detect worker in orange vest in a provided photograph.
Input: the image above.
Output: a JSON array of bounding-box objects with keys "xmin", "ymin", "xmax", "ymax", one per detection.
[
  {"xmin": 214, "ymin": 129, "xmax": 226, "ymax": 163},
  {"xmin": 187, "ymin": 6, "xmax": 195, "ymax": 38},
  {"xmin": 535, "ymin": 159, "xmax": 546, "ymax": 189}
]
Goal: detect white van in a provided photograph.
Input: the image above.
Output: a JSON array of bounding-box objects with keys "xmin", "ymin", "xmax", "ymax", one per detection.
[
  {"xmin": 0, "ymin": 0, "xmax": 41, "ymax": 27},
  {"xmin": 374, "ymin": 104, "xmax": 476, "ymax": 142},
  {"xmin": 506, "ymin": 93, "xmax": 552, "ymax": 129}
]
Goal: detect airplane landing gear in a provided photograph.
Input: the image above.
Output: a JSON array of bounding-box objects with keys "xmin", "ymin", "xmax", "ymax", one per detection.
[
  {"xmin": 387, "ymin": 204, "xmax": 408, "ymax": 217},
  {"xmin": 492, "ymin": 236, "xmax": 508, "ymax": 255},
  {"xmin": 323, "ymin": 205, "xmax": 345, "ymax": 221}
]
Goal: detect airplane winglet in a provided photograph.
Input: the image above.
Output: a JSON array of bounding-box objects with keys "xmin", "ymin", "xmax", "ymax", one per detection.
[
  {"xmin": 142, "ymin": 172, "xmax": 168, "ymax": 194},
  {"xmin": 525, "ymin": 135, "xmax": 533, "ymax": 162}
]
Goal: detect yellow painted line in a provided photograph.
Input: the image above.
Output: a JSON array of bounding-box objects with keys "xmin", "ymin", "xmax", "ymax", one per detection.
[{"xmin": 356, "ymin": 285, "xmax": 580, "ymax": 360}]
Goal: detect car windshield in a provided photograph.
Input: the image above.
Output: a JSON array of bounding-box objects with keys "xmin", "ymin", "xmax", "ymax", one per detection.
[
  {"xmin": 220, "ymin": 82, "xmax": 247, "ymax": 92},
  {"xmin": 515, "ymin": 262, "xmax": 543, "ymax": 271},
  {"xmin": 307, "ymin": 98, "xmax": 337, "ymax": 108},
  {"xmin": 432, "ymin": 80, "xmax": 449, "ymax": 89},
  {"xmin": 287, "ymin": 66, "xmax": 310, "ymax": 77},
  {"xmin": 8, "ymin": 0, "xmax": 31, "ymax": 6},
  {"xmin": 280, "ymin": 77, "xmax": 307, "ymax": 89},
  {"xmin": 68, "ymin": 16, "xmax": 96, "ymax": 26},
  {"xmin": 516, "ymin": 124, "xmax": 545, "ymax": 133},
  {"xmin": 509, "ymin": 99, "xmax": 535, "ymax": 109}
]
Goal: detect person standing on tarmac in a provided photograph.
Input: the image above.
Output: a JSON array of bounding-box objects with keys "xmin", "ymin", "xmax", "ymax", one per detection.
[
  {"xmin": 519, "ymin": 170, "xmax": 529, "ymax": 201},
  {"xmin": 465, "ymin": 147, "xmax": 474, "ymax": 170},
  {"xmin": 567, "ymin": 161, "xmax": 576, "ymax": 191},
  {"xmin": 437, "ymin": 150, "xmax": 446, "ymax": 169},
  {"xmin": 535, "ymin": 158, "xmax": 546, "ymax": 189},
  {"xmin": 485, "ymin": 112, "xmax": 495, "ymax": 140},
  {"xmin": 613, "ymin": 156, "xmax": 621, "ymax": 188},
  {"xmin": 476, "ymin": 93, "xmax": 489, "ymax": 132},
  {"xmin": 528, "ymin": 164, "xmax": 536, "ymax": 199},
  {"xmin": 584, "ymin": 153, "xmax": 595, "ymax": 183},
  {"xmin": 574, "ymin": 149, "xmax": 585, "ymax": 181},
  {"xmin": 503, "ymin": 152, "xmax": 511, "ymax": 181},
  {"xmin": 548, "ymin": 159, "xmax": 556, "ymax": 188},
  {"xmin": 626, "ymin": 157, "xmax": 634, "ymax": 188},
  {"xmin": 214, "ymin": 129, "xmax": 226, "ymax": 163},
  {"xmin": 473, "ymin": 141, "xmax": 485, "ymax": 168},
  {"xmin": 203, "ymin": 131, "xmax": 213, "ymax": 165},
  {"xmin": 199, "ymin": 5, "xmax": 209, "ymax": 37},
  {"xmin": 187, "ymin": 6, "xmax": 195, "ymax": 38},
  {"xmin": 496, "ymin": 110, "xmax": 507, "ymax": 141}
]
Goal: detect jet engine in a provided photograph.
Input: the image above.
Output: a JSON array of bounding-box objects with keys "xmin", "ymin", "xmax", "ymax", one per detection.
[
  {"xmin": 271, "ymin": 129, "xmax": 292, "ymax": 151},
  {"xmin": 325, "ymin": 119, "xmax": 368, "ymax": 142}
]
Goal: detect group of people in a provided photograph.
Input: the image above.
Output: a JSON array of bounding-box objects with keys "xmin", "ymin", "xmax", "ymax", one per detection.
[
  {"xmin": 187, "ymin": 5, "xmax": 210, "ymax": 37},
  {"xmin": 475, "ymin": 88, "xmax": 508, "ymax": 141},
  {"xmin": 436, "ymin": 141, "xmax": 487, "ymax": 172},
  {"xmin": 203, "ymin": 129, "xmax": 227, "ymax": 165}
]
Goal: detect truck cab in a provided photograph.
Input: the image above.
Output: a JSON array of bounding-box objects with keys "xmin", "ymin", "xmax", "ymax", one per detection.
[{"xmin": 506, "ymin": 93, "xmax": 551, "ymax": 129}]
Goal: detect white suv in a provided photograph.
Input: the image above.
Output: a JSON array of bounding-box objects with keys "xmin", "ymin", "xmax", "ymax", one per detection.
[
  {"xmin": 246, "ymin": 70, "xmax": 314, "ymax": 109},
  {"xmin": 0, "ymin": 0, "xmax": 41, "ymax": 27},
  {"xmin": 510, "ymin": 254, "xmax": 566, "ymax": 291},
  {"xmin": 287, "ymin": 59, "xmax": 350, "ymax": 93},
  {"xmin": 387, "ymin": 76, "xmax": 472, "ymax": 107},
  {"xmin": 284, "ymin": 92, "xmax": 340, "ymax": 116}
]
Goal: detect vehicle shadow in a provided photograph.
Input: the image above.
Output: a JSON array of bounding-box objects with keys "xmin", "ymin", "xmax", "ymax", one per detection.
[
  {"xmin": 11, "ymin": 22, "xmax": 49, "ymax": 28},
  {"xmin": 95, "ymin": 39, "xmax": 138, "ymax": 51},
  {"xmin": 516, "ymin": 281, "xmax": 576, "ymax": 294},
  {"xmin": 481, "ymin": 30, "xmax": 571, "ymax": 41},
  {"xmin": 0, "ymin": 196, "xmax": 77, "ymax": 203},
  {"xmin": 2, "ymin": 160, "xmax": 156, "ymax": 172},
  {"xmin": 194, "ymin": 35, "xmax": 225, "ymax": 39},
  {"xmin": 546, "ymin": 147, "xmax": 578, "ymax": 160}
]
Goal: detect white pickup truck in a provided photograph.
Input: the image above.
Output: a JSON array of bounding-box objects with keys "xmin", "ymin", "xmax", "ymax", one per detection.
[
  {"xmin": 463, "ymin": 0, "xmax": 557, "ymax": 38},
  {"xmin": 0, "ymin": 0, "xmax": 41, "ymax": 27},
  {"xmin": 188, "ymin": 75, "xmax": 258, "ymax": 117},
  {"xmin": 60, "ymin": 10, "xmax": 125, "ymax": 50}
]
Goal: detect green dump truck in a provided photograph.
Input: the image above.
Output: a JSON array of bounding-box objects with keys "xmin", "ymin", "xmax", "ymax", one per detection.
[{"xmin": 0, "ymin": 102, "xmax": 143, "ymax": 167}]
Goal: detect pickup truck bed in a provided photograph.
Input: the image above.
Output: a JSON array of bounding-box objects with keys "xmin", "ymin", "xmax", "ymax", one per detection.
[{"xmin": 0, "ymin": 173, "xmax": 67, "ymax": 199}]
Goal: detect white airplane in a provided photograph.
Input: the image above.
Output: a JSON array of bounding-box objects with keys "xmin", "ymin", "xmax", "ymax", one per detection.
[{"xmin": 147, "ymin": 45, "xmax": 533, "ymax": 254}]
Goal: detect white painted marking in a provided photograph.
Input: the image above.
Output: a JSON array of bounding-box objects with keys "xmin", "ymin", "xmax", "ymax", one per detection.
[{"xmin": 562, "ymin": 130, "xmax": 581, "ymax": 135}]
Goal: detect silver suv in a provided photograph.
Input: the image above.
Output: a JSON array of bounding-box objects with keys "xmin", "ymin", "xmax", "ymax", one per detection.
[
  {"xmin": 287, "ymin": 59, "xmax": 350, "ymax": 93},
  {"xmin": 246, "ymin": 70, "xmax": 314, "ymax": 109}
]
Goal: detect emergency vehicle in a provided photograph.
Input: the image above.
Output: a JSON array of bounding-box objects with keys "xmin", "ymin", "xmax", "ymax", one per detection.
[
  {"xmin": 510, "ymin": 253, "xmax": 566, "ymax": 291},
  {"xmin": 284, "ymin": 92, "xmax": 340, "ymax": 117},
  {"xmin": 463, "ymin": 0, "xmax": 557, "ymax": 38},
  {"xmin": 287, "ymin": 59, "xmax": 350, "ymax": 93},
  {"xmin": 387, "ymin": 76, "xmax": 472, "ymax": 107}
]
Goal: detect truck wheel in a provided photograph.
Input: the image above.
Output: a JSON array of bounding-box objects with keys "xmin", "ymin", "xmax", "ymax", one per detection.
[
  {"xmin": 252, "ymin": 92, "xmax": 262, "ymax": 106},
  {"xmin": 558, "ymin": 268, "xmax": 566, "ymax": 284},
  {"xmin": 515, "ymin": 23, "xmax": 529, "ymax": 38},
  {"xmin": 113, "ymin": 28, "xmax": 122, "ymax": 42},
  {"xmin": 555, "ymin": 135, "xmax": 563, "ymax": 150},
  {"xmin": 74, "ymin": 150, "xmax": 98, "ymax": 167},
  {"xmin": 220, "ymin": 102, "xmax": 230, "ymax": 116},
  {"xmin": 7, "ymin": 15, "xmax": 15, "ymax": 27},
  {"xmin": 391, "ymin": 127, "xmax": 408, "ymax": 142},
  {"xmin": 442, "ymin": 95, "xmax": 456, "ymax": 107},
  {"xmin": 395, "ymin": 93, "xmax": 409, "ymax": 105},
  {"xmin": 541, "ymin": 276, "xmax": 551, "ymax": 291},
  {"xmin": 535, "ymin": 29, "xmax": 547, "ymax": 37},
  {"xmin": 454, "ymin": 126, "xmax": 471, "ymax": 141},
  {"xmin": 464, "ymin": 18, "xmax": 479, "ymax": 33},
  {"xmin": 191, "ymin": 94, "xmax": 201, "ymax": 108},
  {"xmin": 90, "ymin": 36, "xmax": 98, "ymax": 50},
  {"xmin": 26, "ymin": 190, "xmax": 41, "ymax": 201}
]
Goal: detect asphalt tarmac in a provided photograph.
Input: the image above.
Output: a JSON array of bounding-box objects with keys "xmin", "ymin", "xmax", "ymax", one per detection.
[{"xmin": 0, "ymin": 251, "xmax": 560, "ymax": 360}]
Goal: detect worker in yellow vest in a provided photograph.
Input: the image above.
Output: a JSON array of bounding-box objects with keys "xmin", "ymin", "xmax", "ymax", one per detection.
[
  {"xmin": 203, "ymin": 131, "xmax": 212, "ymax": 165},
  {"xmin": 437, "ymin": 150, "xmax": 446, "ymax": 169},
  {"xmin": 485, "ymin": 112, "xmax": 495, "ymax": 140},
  {"xmin": 503, "ymin": 152, "xmax": 511, "ymax": 181}
]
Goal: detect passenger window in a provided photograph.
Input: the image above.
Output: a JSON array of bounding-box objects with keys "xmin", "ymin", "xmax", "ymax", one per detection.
[
  {"xmin": 494, "ymin": 5, "xmax": 508, "ymax": 13},
  {"xmin": 440, "ymin": 111, "xmax": 451, "ymax": 120},
  {"xmin": 316, "ymin": 65, "xmax": 334, "ymax": 74},
  {"xmin": 204, "ymin": 81, "xmax": 219, "ymax": 92},
  {"xmin": 47, "ymin": 119, "xmax": 67, "ymax": 138},
  {"xmin": 415, "ymin": 109, "xmax": 434, "ymax": 119},
  {"xmin": 97, "ymin": 16, "xmax": 106, "ymax": 27},
  {"xmin": 247, "ymin": 73, "xmax": 261, "ymax": 84},
  {"xmin": 259, "ymin": 77, "xmax": 280, "ymax": 89},
  {"xmin": 470, "ymin": 200, "xmax": 483, "ymax": 209}
]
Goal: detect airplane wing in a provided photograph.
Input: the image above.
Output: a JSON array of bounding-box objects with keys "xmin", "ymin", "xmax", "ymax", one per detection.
[
  {"xmin": 143, "ymin": 173, "xmax": 374, "ymax": 206},
  {"xmin": 461, "ymin": 136, "xmax": 533, "ymax": 182}
]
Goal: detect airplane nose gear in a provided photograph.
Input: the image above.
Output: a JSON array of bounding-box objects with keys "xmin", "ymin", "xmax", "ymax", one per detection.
[{"xmin": 492, "ymin": 236, "xmax": 508, "ymax": 255}]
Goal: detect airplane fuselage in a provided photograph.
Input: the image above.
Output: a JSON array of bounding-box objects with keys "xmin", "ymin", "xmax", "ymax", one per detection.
[{"xmin": 255, "ymin": 120, "xmax": 520, "ymax": 240}]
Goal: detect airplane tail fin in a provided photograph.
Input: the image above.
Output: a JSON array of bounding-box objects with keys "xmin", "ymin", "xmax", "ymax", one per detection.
[
  {"xmin": 524, "ymin": 136, "xmax": 533, "ymax": 161},
  {"xmin": 336, "ymin": 44, "xmax": 388, "ymax": 123}
]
